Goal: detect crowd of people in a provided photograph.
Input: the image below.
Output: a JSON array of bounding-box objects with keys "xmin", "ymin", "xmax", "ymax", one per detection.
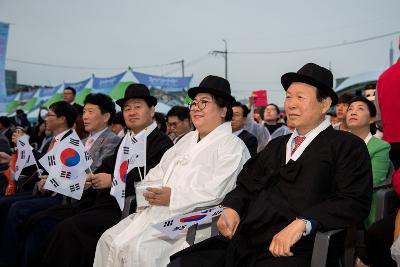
[{"xmin": 0, "ymin": 59, "xmax": 398, "ymax": 267}]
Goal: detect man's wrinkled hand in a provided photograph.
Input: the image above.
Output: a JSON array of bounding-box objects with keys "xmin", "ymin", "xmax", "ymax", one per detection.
[
  {"xmin": 217, "ymin": 208, "xmax": 240, "ymax": 239},
  {"xmin": 269, "ymin": 219, "xmax": 306, "ymax": 257},
  {"xmin": 91, "ymin": 173, "xmax": 112, "ymax": 189}
]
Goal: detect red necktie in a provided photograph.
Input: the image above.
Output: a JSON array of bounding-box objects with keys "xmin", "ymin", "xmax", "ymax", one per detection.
[
  {"xmin": 47, "ymin": 138, "xmax": 56, "ymax": 153},
  {"xmin": 291, "ymin": 136, "xmax": 306, "ymax": 155}
]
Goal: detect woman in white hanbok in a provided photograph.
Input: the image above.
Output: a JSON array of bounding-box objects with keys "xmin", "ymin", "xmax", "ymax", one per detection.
[{"xmin": 93, "ymin": 75, "xmax": 250, "ymax": 267}]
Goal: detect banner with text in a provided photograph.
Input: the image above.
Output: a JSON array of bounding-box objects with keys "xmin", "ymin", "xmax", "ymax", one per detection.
[
  {"xmin": 92, "ymin": 72, "xmax": 126, "ymax": 94},
  {"xmin": 0, "ymin": 22, "xmax": 9, "ymax": 101},
  {"xmin": 132, "ymin": 71, "xmax": 192, "ymax": 92},
  {"xmin": 39, "ymin": 85, "xmax": 62, "ymax": 98},
  {"xmin": 64, "ymin": 77, "xmax": 91, "ymax": 93}
]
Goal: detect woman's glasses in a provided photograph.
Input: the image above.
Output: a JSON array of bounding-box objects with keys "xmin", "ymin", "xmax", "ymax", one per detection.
[{"xmin": 189, "ymin": 100, "xmax": 212, "ymax": 111}]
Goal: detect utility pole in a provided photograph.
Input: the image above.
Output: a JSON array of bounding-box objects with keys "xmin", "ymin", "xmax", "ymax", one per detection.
[
  {"xmin": 222, "ymin": 39, "xmax": 228, "ymax": 79},
  {"xmin": 180, "ymin": 59, "xmax": 185, "ymax": 78},
  {"xmin": 210, "ymin": 39, "xmax": 228, "ymax": 79}
]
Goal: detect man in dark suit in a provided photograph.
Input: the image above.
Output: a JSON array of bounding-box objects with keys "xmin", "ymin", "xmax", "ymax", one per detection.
[
  {"xmin": 0, "ymin": 116, "xmax": 13, "ymax": 148},
  {"xmin": 166, "ymin": 106, "xmax": 192, "ymax": 144},
  {"xmin": 10, "ymin": 93, "xmax": 122, "ymax": 267},
  {"xmin": 38, "ymin": 84, "xmax": 173, "ymax": 267},
  {"xmin": 11, "ymin": 109, "xmax": 30, "ymax": 131},
  {"xmin": 170, "ymin": 63, "xmax": 372, "ymax": 267},
  {"xmin": 232, "ymin": 102, "xmax": 258, "ymax": 157},
  {"xmin": 0, "ymin": 101, "xmax": 78, "ymax": 267},
  {"xmin": 63, "ymin": 86, "xmax": 83, "ymax": 115}
]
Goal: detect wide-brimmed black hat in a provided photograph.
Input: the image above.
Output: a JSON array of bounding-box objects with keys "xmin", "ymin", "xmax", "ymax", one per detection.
[
  {"xmin": 116, "ymin": 84, "xmax": 157, "ymax": 107},
  {"xmin": 188, "ymin": 75, "xmax": 236, "ymax": 104},
  {"xmin": 281, "ymin": 63, "xmax": 338, "ymax": 106}
]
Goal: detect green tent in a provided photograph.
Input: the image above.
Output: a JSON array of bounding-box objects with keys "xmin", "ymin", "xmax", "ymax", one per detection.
[
  {"xmin": 21, "ymin": 98, "xmax": 37, "ymax": 113},
  {"xmin": 42, "ymin": 93, "xmax": 63, "ymax": 108},
  {"xmin": 109, "ymin": 81, "xmax": 134, "ymax": 100},
  {"xmin": 6, "ymin": 100, "xmax": 19, "ymax": 114},
  {"xmin": 75, "ymin": 88, "xmax": 92, "ymax": 105}
]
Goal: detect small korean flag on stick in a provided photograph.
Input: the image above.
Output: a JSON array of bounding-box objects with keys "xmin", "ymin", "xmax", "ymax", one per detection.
[
  {"xmin": 15, "ymin": 135, "xmax": 37, "ymax": 180},
  {"xmin": 39, "ymin": 130, "xmax": 92, "ymax": 200},
  {"xmin": 111, "ymin": 131, "xmax": 146, "ymax": 211}
]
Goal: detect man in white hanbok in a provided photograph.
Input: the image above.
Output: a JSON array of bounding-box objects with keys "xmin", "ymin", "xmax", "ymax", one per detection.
[{"xmin": 94, "ymin": 75, "xmax": 251, "ymax": 267}]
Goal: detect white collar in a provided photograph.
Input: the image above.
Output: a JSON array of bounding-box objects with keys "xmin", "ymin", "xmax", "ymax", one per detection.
[
  {"xmin": 233, "ymin": 129, "xmax": 244, "ymax": 136},
  {"xmin": 131, "ymin": 121, "xmax": 157, "ymax": 138},
  {"xmin": 286, "ymin": 118, "xmax": 331, "ymax": 163},
  {"xmin": 364, "ymin": 132, "xmax": 373, "ymax": 145},
  {"xmin": 88, "ymin": 127, "xmax": 108, "ymax": 142},
  {"xmin": 54, "ymin": 128, "xmax": 71, "ymax": 143}
]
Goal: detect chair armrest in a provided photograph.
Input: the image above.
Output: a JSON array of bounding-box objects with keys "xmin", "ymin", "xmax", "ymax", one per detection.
[
  {"xmin": 376, "ymin": 187, "xmax": 399, "ymax": 221},
  {"xmin": 121, "ymin": 195, "xmax": 136, "ymax": 219},
  {"xmin": 311, "ymin": 229, "xmax": 344, "ymax": 267},
  {"xmin": 185, "ymin": 205, "xmax": 220, "ymax": 246}
]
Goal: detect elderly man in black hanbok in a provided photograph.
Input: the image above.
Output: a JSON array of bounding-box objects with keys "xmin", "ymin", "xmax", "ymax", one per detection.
[{"xmin": 169, "ymin": 63, "xmax": 372, "ymax": 267}]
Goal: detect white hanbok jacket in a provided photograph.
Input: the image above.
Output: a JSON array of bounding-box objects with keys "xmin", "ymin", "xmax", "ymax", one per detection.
[{"xmin": 93, "ymin": 122, "xmax": 250, "ymax": 267}]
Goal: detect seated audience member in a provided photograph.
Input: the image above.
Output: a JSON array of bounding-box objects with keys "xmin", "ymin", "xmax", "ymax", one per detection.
[
  {"xmin": 346, "ymin": 96, "xmax": 391, "ymax": 227},
  {"xmin": 63, "ymin": 86, "xmax": 83, "ymax": 115},
  {"xmin": 231, "ymin": 102, "xmax": 258, "ymax": 157},
  {"xmin": 362, "ymin": 172, "xmax": 400, "ymax": 267},
  {"xmin": 169, "ymin": 63, "xmax": 372, "ymax": 267},
  {"xmin": 14, "ymin": 93, "xmax": 121, "ymax": 267},
  {"xmin": 246, "ymin": 98, "xmax": 291, "ymax": 152},
  {"xmin": 0, "ymin": 132, "xmax": 11, "ymax": 156},
  {"xmin": 332, "ymin": 93, "xmax": 353, "ymax": 131},
  {"xmin": 166, "ymin": 106, "xmax": 192, "ymax": 144},
  {"xmin": 0, "ymin": 101, "xmax": 78, "ymax": 267},
  {"xmin": 111, "ymin": 111, "xmax": 126, "ymax": 138},
  {"xmin": 93, "ymin": 75, "xmax": 250, "ymax": 267},
  {"xmin": 154, "ymin": 112, "xmax": 167, "ymax": 133},
  {"xmin": 0, "ymin": 116, "xmax": 13, "ymax": 147},
  {"xmin": 29, "ymin": 122, "xmax": 46, "ymax": 150},
  {"xmin": 11, "ymin": 109, "xmax": 30, "ymax": 131},
  {"xmin": 37, "ymin": 84, "xmax": 172, "ymax": 267}
]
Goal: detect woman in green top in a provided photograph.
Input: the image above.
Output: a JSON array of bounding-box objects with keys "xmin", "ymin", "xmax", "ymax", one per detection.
[{"xmin": 346, "ymin": 96, "xmax": 391, "ymax": 227}]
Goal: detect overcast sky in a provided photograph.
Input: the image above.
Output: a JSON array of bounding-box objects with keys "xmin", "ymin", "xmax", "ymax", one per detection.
[{"xmin": 1, "ymin": 0, "xmax": 399, "ymax": 105}]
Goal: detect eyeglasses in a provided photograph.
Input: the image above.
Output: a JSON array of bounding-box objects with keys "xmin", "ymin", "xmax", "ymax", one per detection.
[{"xmin": 189, "ymin": 100, "xmax": 212, "ymax": 111}]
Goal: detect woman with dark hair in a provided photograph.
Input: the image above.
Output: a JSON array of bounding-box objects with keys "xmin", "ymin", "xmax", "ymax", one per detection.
[
  {"xmin": 93, "ymin": 75, "xmax": 250, "ymax": 267},
  {"xmin": 346, "ymin": 96, "xmax": 391, "ymax": 227}
]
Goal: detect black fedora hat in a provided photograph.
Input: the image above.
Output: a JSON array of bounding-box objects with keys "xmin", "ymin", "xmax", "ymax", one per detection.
[
  {"xmin": 188, "ymin": 75, "xmax": 236, "ymax": 104},
  {"xmin": 116, "ymin": 83, "xmax": 157, "ymax": 108},
  {"xmin": 281, "ymin": 63, "xmax": 338, "ymax": 106}
]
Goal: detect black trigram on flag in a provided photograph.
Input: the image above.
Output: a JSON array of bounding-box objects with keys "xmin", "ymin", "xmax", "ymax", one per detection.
[
  {"xmin": 48, "ymin": 155, "xmax": 56, "ymax": 166},
  {"xmin": 163, "ymin": 220, "xmax": 174, "ymax": 227},
  {"xmin": 60, "ymin": 170, "xmax": 72, "ymax": 179},
  {"xmin": 131, "ymin": 136, "xmax": 138, "ymax": 143},
  {"xmin": 85, "ymin": 152, "xmax": 91, "ymax": 161},
  {"xmin": 50, "ymin": 178, "xmax": 59, "ymax": 187},
  {"xmin": 121, "ymin": 189, "xmax": 125, "ymax": 198},
  {"xmin": 123, "ymin": 146, "xmax": 129, "ymax": 155},
  {"xmin": 69, "ymin": 183, "xmax": 80, "ymax": 192},
  {"xmin": 112, "ymin": 177, "xmax": 118, "ymax": 186},
  {"xmin": 20, "ymin": 150, "xmax": 25, "ymax": 159},
  {"xmin": 69, "ymin": 138, "xmax": 80, "ymax": 146},
  {"xmin": 18, "ymin": 140, "xmax": 25, "ymax": 146}
]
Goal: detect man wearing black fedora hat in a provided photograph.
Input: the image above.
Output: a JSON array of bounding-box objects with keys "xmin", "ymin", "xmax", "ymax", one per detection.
[
  {"xmin": 169, "ymin": 63, "xmax": 372, "ymax": 267},
  {"xmin": 38, "ymin": 84, "xmax": 173, "ymax": 267}
]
